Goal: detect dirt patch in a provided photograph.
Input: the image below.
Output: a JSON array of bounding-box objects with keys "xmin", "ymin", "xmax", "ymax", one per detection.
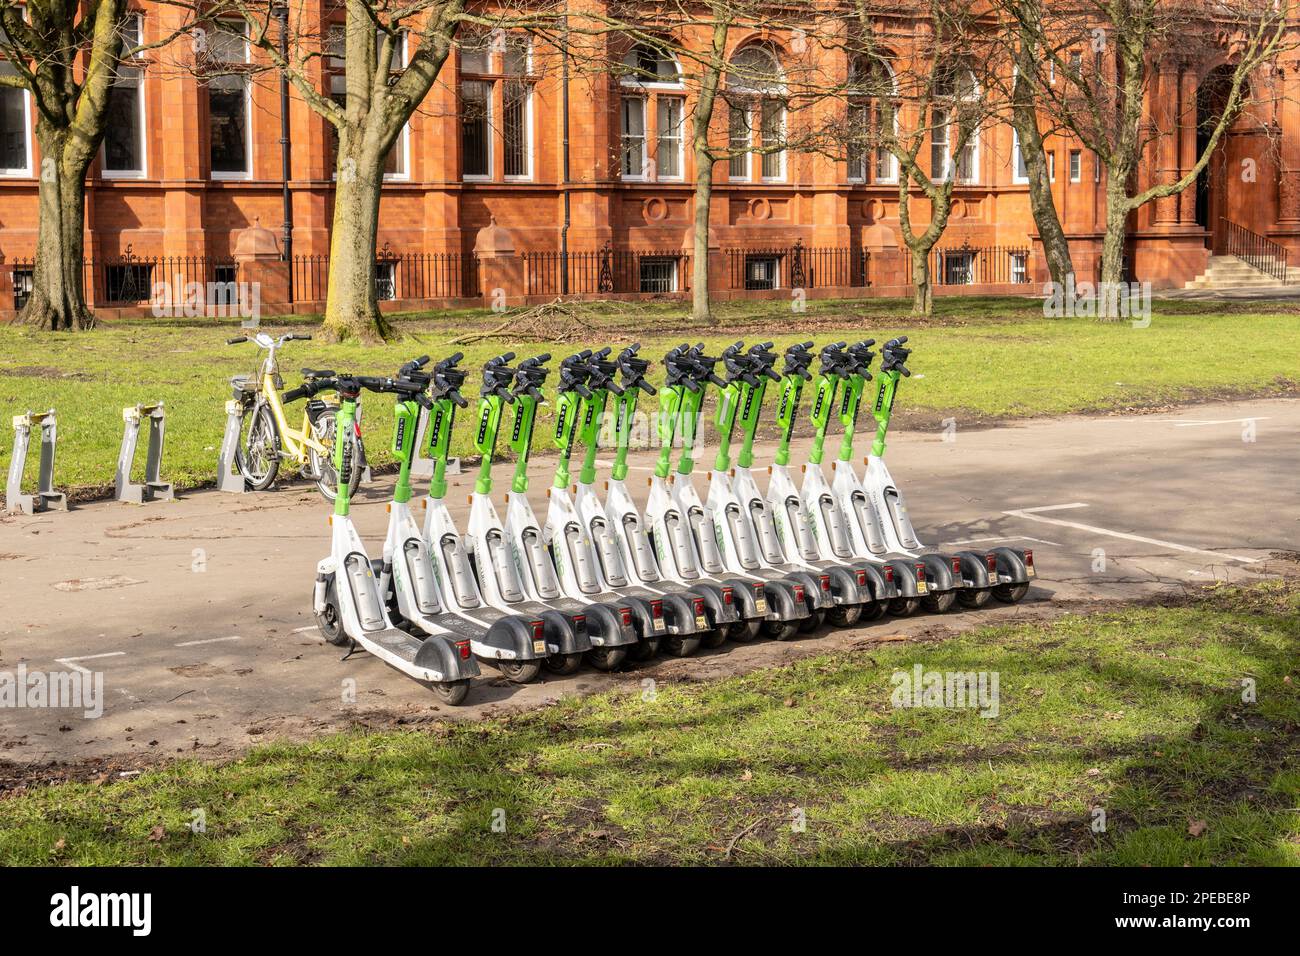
[{"xmin": 2, "ymin": 366, "xmax": 90, "ymax": 381}]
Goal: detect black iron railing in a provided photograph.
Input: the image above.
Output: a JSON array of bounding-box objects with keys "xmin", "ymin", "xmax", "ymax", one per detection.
[
  {"xmin": 523, "ymin": 244, "xmax": 694, "ymax": 297},
  {"xmin": 1, "ymin": 251, "xmax": 237, "ymax": 310},
  {"xmin": 291, "ymin": 249, "xmax": 478, "ymax": 303},
  {"xmin": 1221, "ymin": 218, "xmax": 1289, "ymax": 284},
  {"xmin": 928, "ymin": 245, "xmax": 1032, "ymax": 286},
  {"xmin": 726, "ymin": 242, "xmax": 869, "ymax": 291}
]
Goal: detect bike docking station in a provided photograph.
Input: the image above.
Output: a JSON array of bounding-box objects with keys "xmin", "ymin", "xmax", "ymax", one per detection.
[
  {"xmin": 6, "ymin": 408, "xmax": 67, "ymax": 515},
  {"xmin": 217, "ymin": 399, "xmax": 250, "ymax": 493},
  {"xmin": 115, "ymin": 403, "xmax": 175, "ymax": 505}
]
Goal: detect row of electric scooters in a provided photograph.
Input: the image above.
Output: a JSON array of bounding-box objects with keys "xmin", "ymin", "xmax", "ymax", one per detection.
[{"xmin": 311, "ymin": 337, "xmax": 1035, "ymax": 704}]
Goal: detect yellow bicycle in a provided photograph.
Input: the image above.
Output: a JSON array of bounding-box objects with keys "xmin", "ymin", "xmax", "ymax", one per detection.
[{"xmin": 227, "ymin": 332, "xmax": 365, "ymax": 500}]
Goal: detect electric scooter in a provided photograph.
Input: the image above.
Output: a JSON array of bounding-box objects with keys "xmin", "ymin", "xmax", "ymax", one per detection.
[
  {"xmin": 734, "ymin": 341, "xmax": 890, "ymax": 626},
  {"xmin": 705, "ymin": 342, "xmax": 834, "ymax": 637},
  {"xmin": 311, "ymin": 367, "xmax": 480, "ymax": 704},
  {"xmin": 598, "ymin": 345, "xmax": 747, "ymax": 656},
  {"xmin": 544, "ymin": 349, "xmax": 711, "ymax": 660},
  {"xmin": 863, "ymin": 337, "xmax": 1035, "ymax": 605},
  {"xmin": 420, "ymin": 353, "xmax": 585, "ymax": 683},
  {"xmin": 670, "ymin": 344, "xmax": 814, "ymax": 640},
  {"xmin": 499, "ymin": 353, "xmax": 642, "ymax": 671}
]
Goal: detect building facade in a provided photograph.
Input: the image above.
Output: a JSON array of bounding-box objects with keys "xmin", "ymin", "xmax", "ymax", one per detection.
[{"xmin": 0, "ymin": 4, "xmax": 1297, "ymax": 313}]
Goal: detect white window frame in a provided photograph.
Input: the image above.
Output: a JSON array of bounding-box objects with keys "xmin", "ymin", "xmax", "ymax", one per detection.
[
  {"xmin": 759, "ymin": 99, "xmax": 786, "ymax": 182},
  {"xmin": 101, "ymin": 13, "xmax": 147, "ymax": 178},
  {"xmin": 0, "ymin": 16, "xmax": 32, "ymax": 178},
  {"xmin": 1048, "ymin": 150, "xmax": 1056, "ymax": 182},
  {"xmin": 208, "ymin": 21, "xmax": 252, "ymax": 181},
  {"xmin": 501, "ymin": 77, "xmax": 533, "ymax": 182},
  {"xmin": 931, "ymin": 66, "xmax": 979, "ymax": 185},
  {"xmin": 619, "ymin": 95, "xmax": 647, "ymax": 180},
  {"xmin": 1068, "ymin": 148, "xmax": 1082, "ymax": 183},
  {"xmin": 619, "ymin": 44, "xmax": 683, "ymax": 183},
  {"xmin": 655, "ymin": 96, "xmax": 684, "ymax": 181},
  {"xmin": 460, "ymin": 78, "xmax": 493, "ymax": 181},
  {"xmin": 1011, "ymin": 127, "xmax": 1029, "ymax": 185},
  {"xmin": 728, "ymin": 106, "xmax": 751, "ymax": 182},
  {"xmin": 383, "ymin": 33, "xmax": 410, "ymax": 181},
  {"xmin": 1010, "ymin": 251, "xmax": 1027, "ymax": 284}
]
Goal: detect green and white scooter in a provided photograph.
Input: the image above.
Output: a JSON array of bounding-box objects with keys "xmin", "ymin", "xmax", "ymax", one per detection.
[
  {"xmin": 595, "ymin": 345, "xmax": 746, "ymax": 653},
  {"xmin": 861, "ymin": 337, "xmax": 1034, "ymax": 605},
  {"xmin": 420, "ymin": 354, "xmax": 586, "ymax": 683},
  {"xmin": 312, "ymin": 365, "xmax": 480, "ymax": 704},
  {"xmin": 759, "ymin": 341, "xmax": 893, "ymax": 624},
  {"xmin": 544, "ymin": 349, "xmax": 713, "ymax": 659},
  {"xmin": 499, "ymin": 353, "xmax": 641, "ymax": 671}
]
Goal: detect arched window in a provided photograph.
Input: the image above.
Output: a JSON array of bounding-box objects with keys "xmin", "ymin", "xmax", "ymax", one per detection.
[
  {"xmin": 618, "ymin": 42, "xmax": 685, "ymax": 180},
  {"xmin": 931, "ymin": 62, "xmax": 979, "ymax": 184},
  {"xmin": 727, "ymin": 43, "xmax": 786, "ymax": 182},
  {"xmin": 847, "ymin": 55, "xmax": 898, "ymax": 184}
]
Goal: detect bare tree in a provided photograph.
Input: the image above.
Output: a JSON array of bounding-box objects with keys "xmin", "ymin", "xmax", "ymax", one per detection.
[
  {"xmin": 1001, "ymin": 0, "xmax": 1294, "ymax": 304},
  {"xmin": 0, "ymin": 1, "xmax": 190, "ymax": 330},
  {"xmin": 846, "ymin": 0, "xmax": 999, "ymax": 314}
]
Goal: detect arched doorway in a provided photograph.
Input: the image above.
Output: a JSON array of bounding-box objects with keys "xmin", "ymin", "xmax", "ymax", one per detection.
[{"xmin": 1195, "ymin": 65, "xmax": 1244, "ymax": 253}]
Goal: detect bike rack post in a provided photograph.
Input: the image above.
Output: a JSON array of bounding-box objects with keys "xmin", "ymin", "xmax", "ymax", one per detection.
[
  {"xmin": 6, "ymin": 409, "xmax": 67, "ymax": 514},
  {"xmin": 116, "ymin": 403, "xmax": 174, "ymax": 504},
  {"xmin": 216, "ymin": 400, "xmax": 249, "ymax": 493},
  {"xmin": 410, "ymin": 405, "xmax": 461, "ymax": 481}
]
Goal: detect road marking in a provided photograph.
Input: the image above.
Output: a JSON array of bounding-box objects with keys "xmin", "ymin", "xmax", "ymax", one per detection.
[
  {"xmin": 1172, "ymin": 417, "xmax": 1269, "ymax": 428},
  {"xmin": 175, "ymin": 636, "xmax": 241, "ymax": 647},
  {"xmin": 290, "ymin": 625, "xmax": 319, "ymax": 634},
  {"xmin": 1004, "ymin": 503, "xmax": 1260, "ymax": 564},
  {"xmin": 55, "ymin": 652, "xmax": 126, "ymax": 675},
  {"xmin": 943, "ymin": 534, "xmax": 1061, "ymax": 547}
]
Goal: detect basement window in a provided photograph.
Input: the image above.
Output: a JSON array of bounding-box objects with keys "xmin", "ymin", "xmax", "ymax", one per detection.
[
  {"xmin": 943, "ymin": 252, "xmax": 975, "ymax": 285},
  {"xmin": 104, "ymin": 263, "xmax": 155, "ymax": 303},
  {"xmin": 744, "ymin": 256, "xmax": 780, "ymax": 291},
  {"xmin": 11, "ymin": 268, "xmax": 32, "ymax": 310},
  {"xmin": 639, "ymin": 258, "xmax": 678, "ymax": 293},
  {"xmin": 375, "ymin": 260, "xmax": 397, "ymax": 301}
]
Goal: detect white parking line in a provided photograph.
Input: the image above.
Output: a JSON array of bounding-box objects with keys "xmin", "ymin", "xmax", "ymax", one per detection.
[
  {"xmin": 943, "ymin": 534, "xmax": 1061, "ymax": 547},
  {"xmin": 174, "ymin": 636, "xmax": 241, "ymax": 647},
  {"xmin": 55, "ymin": 652, "xmax": 126, "ymax": 675},
  {"xmin": 1172, "ymin": 417, "xmax": 1269, "ymax": 428},
  {"xmin": 1004, "ymin": 503, "xmax": 1260, "ymax": 564},
  {"xmin": 290, "ymin": 625, "xmax": 319, "ymax": 634}
]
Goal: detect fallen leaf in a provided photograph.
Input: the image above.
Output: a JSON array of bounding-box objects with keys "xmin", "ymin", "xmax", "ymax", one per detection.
[
  {"xmin": 741, "ymin": 769, "xmax": 753, "ymax": 781},
  {"xmin": 1188, "ymin": 819, "xmax": 1208, "ymax": 838},
  {"xmin": 147, "ymin": 825, "xmax": 165, "ymax": 842},
  {"xmin": 1086, "ymin": 768, "xmax": 1102, "ymax": 777}
]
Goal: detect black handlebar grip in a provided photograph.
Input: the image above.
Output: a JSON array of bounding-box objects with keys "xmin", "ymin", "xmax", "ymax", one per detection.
[
  {"xmin": 448, "ymin": 352, "xmax": 464, "ymax": 364},
  {"xmin": 452, "ymin": 391, "xmax": 469, "ymax": 408},
  {"xmin": 297, "ymin": 334, "xmax": 314, "ymax": 341},
  {"xmin": 413, "ymin": 355, "xmax": 431, "ymax": 368},
  {"xmin": 227, "ymin": 336, "xmax": 247, "ymax": 345},
  {"xmin": 282, "ymin": 385, "xmax": 308, "ymax": 403},
  {"xmin": 639, "ymin": 380, "xmax": 658, "ymax": 395},
  {"xmin": 536, "ymin": 353, "xmax": 552, "ymax": 363}
]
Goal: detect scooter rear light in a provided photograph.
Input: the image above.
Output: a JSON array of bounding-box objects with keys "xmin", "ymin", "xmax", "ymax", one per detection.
[
  {"xmin": 455, "ymin": 639, "xmax": 472, "ymax": 660},
  {"xmin": 855, "ymin": 570, "xmax": 868, "ymax": 586},
  {"xmin": 884, "ymin": 566, "xmax": 894, "ymax": 582},
  {"xmin": 951, "ymin": 556, "xmax": 962, "ymax": 575},
  {"xmin": 819, "ymin": 574, "xmax": 831, "ymax": 592},
  {"xmin": 1024, "ymin": 549, "xmax": 1034, "ymax": 568},
  {"xmin": 620, "ymin": 607, "xmax": 633, "ymax": 626},
  {"xmin": 650, "ymin": 599, "xmax": 664, "ymax": 619},
  {"xmin": 573, "ymin": 615, "xmax": 586, "ymax": 630},
  {"xmin": 915, "ymin": 564, "xmax": 926, "ymax": 582},
  {"xmin": 693, "ymin": 597, "xmax": 705, "ymax": 615},
  {"xmin": 753, "ymin": 584, "xmax": 765, "ymax": 599},
  {"xmin": 793, "ymin": 584, "xmax": 805, "ymax": 602},
  {"xmin": 531, "ymin": 620, "xmax": 545, "ymax": 640},
  {"xmin": 986, "ymin": 552, "xmax": 998, "ymax": 573},
  {"xmin": 722, "ymin": 586, "xmax": 734, "ymax": 605}
]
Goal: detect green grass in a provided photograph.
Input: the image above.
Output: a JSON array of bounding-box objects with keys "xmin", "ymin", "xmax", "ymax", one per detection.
[
  {"xmin": 2, "ymin": 580, "xmax": 1297, "ymax": 865},
  {"xmin": 2, "ymin": 295, "xmax": 1298, "ymax": 496}
]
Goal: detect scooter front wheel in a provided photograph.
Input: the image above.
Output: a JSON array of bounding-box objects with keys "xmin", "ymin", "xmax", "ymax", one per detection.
[
  {"xmin": 922, "ymin": 590, "xmax": 957, "ymax": 614},
  {"xmin": 498, "ymin": 660, "xmax": 543, "ymax": 684},
  {"xmin": 888, "ymin": 597, "xmax": 921, "ymax": 617},
  {"xmin": 763, "ymin": 620, "xmax": 800, "ymax": 641},
  {"xmin": 430, "ymin": 680, "xmax": 471, "ymax": 706},
  {"xmin": 799, "ymin": 608, "xmax": 827, "ymax": 633},
  {"xmin": 826, "ymin": 604, "xmax": 864, "ymax": 628},
  {"xmin": 545, "ymin": 652, "xmax": 584, "ymax": 675},
  {"xmin": 993, "ymin": 583, "xmax": 1030, "ymax": 604},
  {"xmin": 701, "ymin": 629, "xmax": 728, "ymax": 648},
  {"xmin": 315, "ymin": 583, "xmax": 349, "ymax": 647},
  {"xmin": 586, "ymin": 646, "xmax": 628, "ymax": 671},
  {"xmin": 957, "ymin": 587, "xmax": 993, "ymax": 609}
]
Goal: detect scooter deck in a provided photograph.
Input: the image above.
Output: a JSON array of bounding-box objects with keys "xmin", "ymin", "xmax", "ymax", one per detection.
[{"xmin": 351, "ymin": 626, "xmax": 458, "ymax": 683}]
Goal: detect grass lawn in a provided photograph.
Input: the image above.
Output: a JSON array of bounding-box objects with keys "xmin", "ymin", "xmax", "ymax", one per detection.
[
  {"xmin": 1, "ymin": 295, "xmax": 1298, "ymax": 497},
  {"xmin": 2, "ymin": 580, "xmax": 1297, "ymax": 865}
]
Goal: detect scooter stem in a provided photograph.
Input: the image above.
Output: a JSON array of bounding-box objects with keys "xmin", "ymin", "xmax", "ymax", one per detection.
[
  {"xmin": 736, "ymin": 377, "xmax": 767, "ymax": 470},
  {"xmin": 808, "ymin": 373, "xmax": 839, "ymax": 466},
  {"xmin": 838, "ymin": 372, "xmax": 867, "ymax": 463},
  {"xmin": 774, "ymin": 373, "xmax": 805, "ymax": 467},
  {"xmin": 552, "ymin": 388, "xmax": 581, "ymax": 490},
  {"xmin": 611, "ymin": 387, "xmax": 640, "ymax": 482},
  {"xmin": 427, "ymin": 397, "xmax": 456, "ymax": 501},
  {"xmin": 576, "ymin": 389, "xmax": 608, "ymax": 486},
  {"xmin": 712, "ymin": 381, "xmax": 741, "ymax": 473},
  {"xmin": 654, "ymin": 385, "xmax": 683, "ymax": 479},
  {"xmin": 392, "ymin": 399, "xmax": 419, "ymax": 505},
  {"xmin": 508, "ymin": 392, "xmax": 540, "ymax": 494},
  {"xmin": 871, "ymin": 370, "xmax": 901, "ymax": 458},
  {"xmin": 333, "ymin": 394, "xmax": 358, "ymax": 518},
  {"xmin": 675, "ymin": 386, "xmax": 706, "ymax": 477},
  {"xmin": 474, "ymin": 393, "xmax": 507, "ymax": 495}
]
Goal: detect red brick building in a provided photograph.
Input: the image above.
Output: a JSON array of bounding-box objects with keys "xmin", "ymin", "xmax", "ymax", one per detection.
[{"xmin": 0, "ymin": 5, "xmax": 1296, "ymax": 313}]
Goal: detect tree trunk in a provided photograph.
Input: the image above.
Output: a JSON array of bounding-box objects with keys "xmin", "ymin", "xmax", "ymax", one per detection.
[
  {"xmin": 322, "ymin": 162, "xmax": 390, "ymax": 343},
  {"xmin": 691, "ymin": 149, "xmax": 714, "ymax": 325},
  {"xmin": 909, "ymin": 245, "xmax": 932, "ymax": 315},
  {"xmin": 20, "ymin": 128, "xmax": 93, "ymax": 331},
  {"xmin": 1011, "ymin": 109, "xmax": 1074, "ymax": 289},
  {"xmin": 1098, "ymin": 176, "xmax": 1130, "ymax": 314}
]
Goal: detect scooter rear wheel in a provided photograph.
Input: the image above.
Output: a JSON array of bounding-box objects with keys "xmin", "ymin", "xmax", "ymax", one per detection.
[
  {"xmin": 431, "ymin": 680, "xmax": 471, "ymax": 706},
  {"xmin": 498, "ymin": 660, "xmax": 543, "ymax": 684},
  {"xmin": 993, "ymin": 583, "xmax": 1030, "ymax": 604},
  {"xmin": 860, "ymin": 600, "xmax": 888, "ymax": 621},
  {"xmin": 763, "ymin": 620, "xmax": 800, "ymax": 641},
  {"xmin": 545, "ymin": 652, "xmax": 584, "ymax": 675},
  {"xmin": 888, "ymin": 597, "xmax": 921, "ymax": 617},
  {"xmin": 586, "ymin": 646, "xmax": 628, "ymax": 671},
  {"xmin": 627, "ymin": 637, "xmax": 661, "ymax": 661},
  {"xmin": 922, "ymin": 590, "xmax": 957, "ymax": 614},
  {"xmin": 701, "ymin": 629, "xmax": 728, "ymax": 648},
  {"xmin": 799, "ymin": 608, "xmax": 827, "ymax": 633},
  {"xmin": 957, "ymin": 587, "xmax": 993, "ymax": 609},
  {"xmin": 664, "ymin": 635, "xmax": 701, "ymax": 657},
  {"xmin": 725, "ymin": 621, "xmax": 755, "ymax": 642},
  {"xmin": 826, "ymin": 604, "xmax": 864, "ymax": 628}
]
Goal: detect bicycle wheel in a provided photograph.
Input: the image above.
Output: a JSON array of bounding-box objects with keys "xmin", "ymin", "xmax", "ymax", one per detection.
[
  {"xmin": 311, "ymin": 409, "xmax": 363, "ymax": 502},
  {"xmin": 236, "ymin": 404, "xmax": 280, "ymax": 490}
]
